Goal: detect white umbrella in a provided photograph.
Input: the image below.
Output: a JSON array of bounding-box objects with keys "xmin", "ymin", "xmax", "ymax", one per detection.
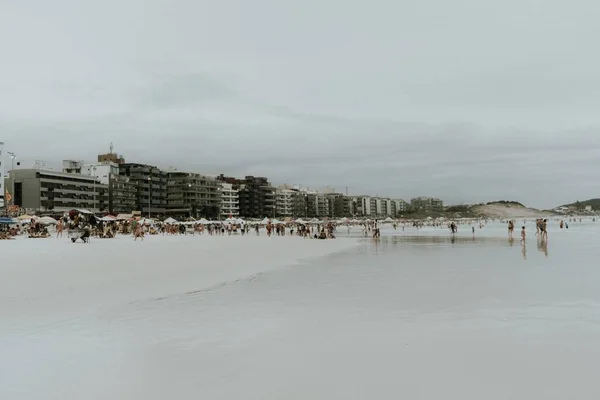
[
  {"xmin": 164, "ymin": 217, "xmax": 178, "ymax": 224},
  {"xmin": 38, "ymin": 216, "xmax": 58, "ymax": 225}
]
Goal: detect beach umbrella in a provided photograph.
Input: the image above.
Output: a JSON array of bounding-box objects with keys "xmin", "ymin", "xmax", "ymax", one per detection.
[
  {"xmin": 0, "ymin": 217, "xmax": 16, "ymax": 224},
  {"xmin": 17, "ymin": 214, "xmax": 37, "ymax": 221},
  {"xmin": 38, "ymin": 216, "xmax": 58, "ymax": 225},
  {"xmin": 164, "ymin": 217, "xmax": 178, "ymax": 224}
]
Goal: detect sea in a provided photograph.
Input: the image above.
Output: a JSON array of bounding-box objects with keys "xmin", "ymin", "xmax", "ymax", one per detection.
[{"xmin": 2, "ymin": 219, "xmax": 600, "ymax": 399}]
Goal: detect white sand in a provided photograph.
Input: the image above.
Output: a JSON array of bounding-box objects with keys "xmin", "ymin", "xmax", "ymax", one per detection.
[
  {"xmin": 0, "ymin": 234, "xmax": 358, "ymax": 327},
  {"xmin": 472, "ymin": 204, "xmax": 549, "ymax": 218}
]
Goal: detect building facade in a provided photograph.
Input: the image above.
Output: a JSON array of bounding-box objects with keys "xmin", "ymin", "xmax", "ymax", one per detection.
[
  {"xmin": 275, "ymin": 188, "xmax": 294, "ymax": 218},
  {"xmin": 4, "ymin": 169, "xmax": 108, "ymax": 213},
  {"xmin": 108, "ymin": 175, "xmax": 137, "ymax": 215},
  {"xmin": 119, "ymin": 163, "xmax": 167, "ymax": 217},
  {"xmin": 79, "ymin": 159, "xmax": 139, "ymax": 215},
  {"xmin": 167, "ymin": 171, "xmax": 222, "ymax": 220},
  {"xmin": 218, "ymin": 175, "xmax": 275, "ymax": 219},
  {"xmin": 410, "ymin": 197, "xmax": 444, "ymax": 212},
  {"xmin": 219, "ymin": 182, "xmax": 240, "ymax": 218}
]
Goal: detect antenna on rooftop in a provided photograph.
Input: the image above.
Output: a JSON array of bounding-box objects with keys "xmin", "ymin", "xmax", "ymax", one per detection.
[{"xmin": 109, "ymin": 142, "xmax": 114, "ymax": 154}]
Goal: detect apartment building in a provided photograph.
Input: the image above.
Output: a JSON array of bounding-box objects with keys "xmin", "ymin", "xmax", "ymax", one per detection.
[
  {"xmin": 392, "ymin": 199, "xmax": 409, "ymax": 215},
  {"xmin": 217, "ymin": 175, "xmax": 275, "ymax": 218},
  {"xmin": 119, "ymin": 163, "xmax": 168, "ymax": 217},
  {"xmin": 167, "ymin": 171, "xmax": 222, "ymax": 219},
  {"xmin": 325, "ymin": 193, "xmax": 345, "ymax": 218},
  {"xmin": 4, "ymin": 169, "xmax": 108, "ymax": 213},
  {"xmin": 410, "ymin": 197, "xmax": 444, "ymax": 212},
  {"xmin": 219, "ymin": 182, "xmax": 240, "ymax": 218},
  {"xmin": 291, "ymin": 190, "xmax": 308, "ymax": 218},
  {"xmin": 108, "ymin": 175, "xmax": 137, "ymax": 214},
  {"xmin": 275, "ymin": 188, "xmax": 294, "ymax": 218}
]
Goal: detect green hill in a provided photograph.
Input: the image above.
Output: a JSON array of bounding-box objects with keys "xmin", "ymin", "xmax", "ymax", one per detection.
[
  {"xmin": 559, "ymin": 198, "xmax": 600, "ymax": 210},
  {"xmin": 485, "ymin": 200, "xmax": 525, "ymax": 208}
]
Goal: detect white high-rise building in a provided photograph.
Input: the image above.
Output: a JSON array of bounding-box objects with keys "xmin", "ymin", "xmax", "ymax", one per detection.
[
  {"xmin": 219, "ymin": 182, "xmax": 239, "ymax": 218},
  {"xmin": 275, "ymin": 188, "xmax": 294, "ymax": 217},
  {"xmin": 81, "ymin": 163, "xmax": 119, "ymax": 184}
]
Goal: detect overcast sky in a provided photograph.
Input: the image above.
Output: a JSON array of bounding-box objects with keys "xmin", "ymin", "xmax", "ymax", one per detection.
[{"xmin": 1, "ymin": 0, "xmax": 599, "ymax": 208}]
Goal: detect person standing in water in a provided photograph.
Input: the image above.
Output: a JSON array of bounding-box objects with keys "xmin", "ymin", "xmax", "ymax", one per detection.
[
  {"xmin": 520, "ymin": 226, "xmax": 526, "ymax": 243},
  {"xmin": 508, "ymin": 220, "xmax": 514, "ymax": 239}
]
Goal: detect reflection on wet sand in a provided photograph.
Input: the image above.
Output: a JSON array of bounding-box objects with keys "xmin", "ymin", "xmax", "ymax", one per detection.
[
  {"xmin": 375, "ymin": 235, "xmax": 521, "ymax": 246},
  {"xmin": 537, "ymin": 238, "xmax": 549, "ymax": 256}
]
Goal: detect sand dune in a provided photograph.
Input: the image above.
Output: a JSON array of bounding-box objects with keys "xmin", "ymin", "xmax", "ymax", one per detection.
[{"xmin": 472, "ymin": 204, "xmax": 549, "ymax": 218}]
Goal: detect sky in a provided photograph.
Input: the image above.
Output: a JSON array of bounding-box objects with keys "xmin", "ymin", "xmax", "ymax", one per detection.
[{"xmin": 1, "ymin": 0, "xmax": 599, "ymax": 209}]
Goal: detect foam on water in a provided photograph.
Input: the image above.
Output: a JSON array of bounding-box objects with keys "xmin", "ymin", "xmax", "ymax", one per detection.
[{"xmin": 2, "ymin": 221, "xmax": 600, "ymax": 399}]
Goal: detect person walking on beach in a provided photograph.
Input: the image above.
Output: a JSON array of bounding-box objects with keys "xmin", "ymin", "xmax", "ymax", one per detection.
[
  {"xmin": 134, "ymin": 223, "xmax": 144, "ymax": 241},
  {"xmin": 508, "ymin": 220, "xmax": 514, "ymax": 239},
  {"xmin": 540, "ymin": 219, "xmax": 548, "ymax": 240},
  {"xmin": 56, "ymin": 219, "xmax": 64, "ymax": 238},
  {"xmin": 449, "ymin": 222, "xmax": 457, "ymax": 234},
  {"xmin": 520, "ymin": 226, "xmax": 526, "ymax": 243}
]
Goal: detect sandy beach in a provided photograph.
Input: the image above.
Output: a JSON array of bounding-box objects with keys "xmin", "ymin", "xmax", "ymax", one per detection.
[
  {"xmin": 3, "ymin": 221, "xmax": 600, "ymax": 399},
  {"xmin": 0, "ymin": 235, "xmax": 359, "ymax": 327}
]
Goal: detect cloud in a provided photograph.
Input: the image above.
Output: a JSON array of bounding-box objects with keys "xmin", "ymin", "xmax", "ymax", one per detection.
[
  {"xmin": 136, "ymin": 73, "xmax": 240, "ymax": 109},
  {"xmin": 2, "ymin": 0, "xmax": 600, "ymax": 209}
]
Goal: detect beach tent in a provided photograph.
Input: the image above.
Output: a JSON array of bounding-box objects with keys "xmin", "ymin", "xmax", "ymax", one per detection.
[
  {"xmin": 294, "ymin": 218, "xmax": 307, "ymax": 224},
  {"xmin": 271, "ymin": 218, "xmax": 281, "ymax": 224},
  {"xmin": 196, "ymin": 218, "xmax": 210, "ymax": 224},
  {"xmin": 98, "ymin": 216, "xmax": 116, "ymax": 222},
  {"xmin": 260, "ymin": 217, "xmax": 271, "ymax": 224},
  {"xmin": 224, "ymin": 217, "xmax": 237, "ymax": 224},
  {"xmin": 384, "ymin": 217, "xmax": 394, "ymax": 222},
  {"xmin": 309, "ymin": 218, "xmax": 321, "ymax": 224},
  {"xmin": 164, "ymin": 217, "xmax": 178, "ymax": 224},
  {"xmin": 116, "ymin": 214, "xmax": 133, "ymax": 220},
  {"xmin": 38, "ymin": 216, "xmax": 58, "ymax": 225},
  {"xmin": 17, "ymin": 214, "xmax": 37, "ymax": 221},
  {"xmin": 337, "ymin": 217, "xmax": 349, "ymax": 223}
]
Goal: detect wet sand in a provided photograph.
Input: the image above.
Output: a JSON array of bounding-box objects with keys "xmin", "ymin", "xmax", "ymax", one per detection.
[{"xmin": 2, "ymin": 222, "xmax": 600, "ymax": 399}]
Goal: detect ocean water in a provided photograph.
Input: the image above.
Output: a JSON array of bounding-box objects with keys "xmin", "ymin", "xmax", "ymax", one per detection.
[{"xmin": 2, "ymin": 221, "xmax": 600, "ymax": 399}]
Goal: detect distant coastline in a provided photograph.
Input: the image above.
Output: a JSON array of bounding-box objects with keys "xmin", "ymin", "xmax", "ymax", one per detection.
[{"xmin": 401, "ymin": 201, "xmax": 580, "ymax": 220}]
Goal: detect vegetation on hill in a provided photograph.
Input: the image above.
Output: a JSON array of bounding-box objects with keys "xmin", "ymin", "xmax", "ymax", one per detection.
[
  {"xmin": 485, "ymin": 200, "xmax": 525, "ymax": 208},
  {"xmin": 560, "ymin": 199, "xmax": 600, "ymax": 211}
]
